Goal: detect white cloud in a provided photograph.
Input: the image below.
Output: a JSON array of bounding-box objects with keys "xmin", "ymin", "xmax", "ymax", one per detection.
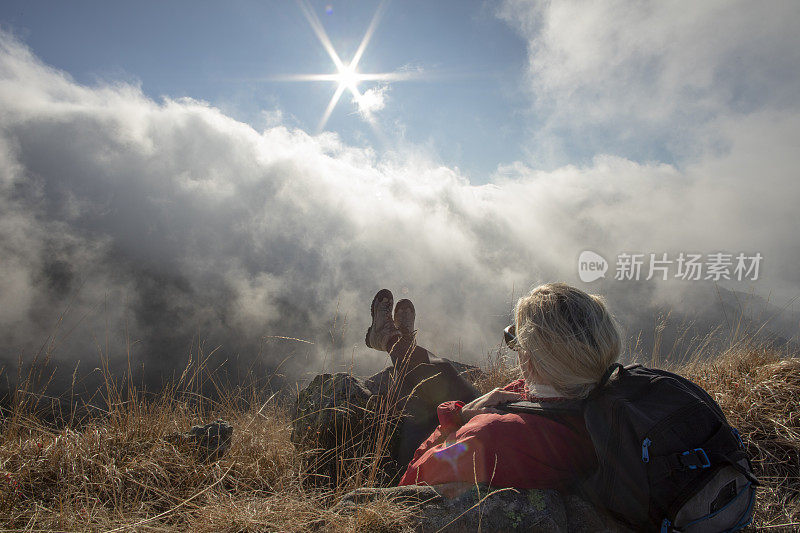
[
  {"xmin": 355, "ymin": 85, "xmax": 388, "ymax": 120},
  {"xmin": 260, "ymin": 108, "xmax": 284, "ymax": 128},
  {"xmin": 0, "ymin": 30, "xmax": 797, "ymax": 395},
  {"xmin": 497, "ymin": 0, "xmax": 800, "ymax": 165}
]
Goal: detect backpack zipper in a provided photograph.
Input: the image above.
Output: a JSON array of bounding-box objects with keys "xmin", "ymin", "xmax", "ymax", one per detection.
[{"xmin": 642, "ymin": 438, "xmax": 652, "ymax": 463}]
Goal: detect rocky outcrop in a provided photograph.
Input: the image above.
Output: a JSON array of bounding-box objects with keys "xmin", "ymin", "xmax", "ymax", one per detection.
[
  {"xmin": 291, "ymin": 372, "xmax": 375, "ymax": 446},
  {"xmin": 166, "ymin": 419, "xmax": 233, "ymax": 461},
  {"xmin": 334, "ymin": 484, "xmax": 632, "ymax": 532},
  {"xmin": 290, "ymin": 372, "xmax": 405, "ymax": 485}
]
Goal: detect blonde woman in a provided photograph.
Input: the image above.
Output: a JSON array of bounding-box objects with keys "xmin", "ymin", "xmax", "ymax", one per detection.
[{"xmin": 364, "ymin": 282, "xmax": 620, "ymax": 488}]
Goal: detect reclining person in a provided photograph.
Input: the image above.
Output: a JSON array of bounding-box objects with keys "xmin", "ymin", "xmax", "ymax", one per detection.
[
  {"xmin": 364, "ymin": 282, "xmax": 618, "ymax": 489},
  {"xmin": 364, "ymin": 289, "xmax": 481, "ymax": 470}
]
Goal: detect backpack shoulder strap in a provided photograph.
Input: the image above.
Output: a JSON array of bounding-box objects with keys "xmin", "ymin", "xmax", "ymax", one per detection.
[
  {"xmin": 598, "ymin": 363, "xmax": 624, "ymax": 387},
  {"xmin": 585, "ymin": 362, "xmax": 629, "ymax": 401}
]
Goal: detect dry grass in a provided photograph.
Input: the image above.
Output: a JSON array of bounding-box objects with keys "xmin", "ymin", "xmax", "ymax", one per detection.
[
  {"xmin": 471, "ymin": 345, "xmax": 520, "ymax": 394},
  {"xmin": 1, "ymin": 335, "xmax": 798, "ymax": 531},
  {"xmin": 683, "ymin": 345, "xmax": 800, "ymax": 529},
  {"xmin": 0, "ymin": 360, "xmax": 418, "ymax": 532}
]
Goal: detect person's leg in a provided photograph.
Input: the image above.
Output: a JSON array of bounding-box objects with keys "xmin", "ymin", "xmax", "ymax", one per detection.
[
  {"xmin": 387, "ymin": 347, "xmax": 480, "ymax": 467},
  {"xmin": 388, "ymin": 335, "xmax": 430, "ymax": 368},
  {"xmin": 387, "ymin": 337, "xmax": 478, "ymax": 403},
  {"xmin": 368, "ymin": 292, "xmax": 477, "ymax": 403},
  {"xmin": 365, "ymin": 292, "xmax": 478, "ymax": 468}
]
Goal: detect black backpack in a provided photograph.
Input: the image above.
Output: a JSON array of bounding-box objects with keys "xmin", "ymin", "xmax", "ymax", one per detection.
[{"xmin": 498, "ymin": 363, "xmax": 759, "ymax": 532}]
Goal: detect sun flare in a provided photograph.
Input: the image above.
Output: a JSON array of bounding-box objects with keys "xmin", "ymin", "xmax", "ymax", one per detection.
[{"xmin": 284, "ymin": 0, "xmax": 419, "ymax": 132}]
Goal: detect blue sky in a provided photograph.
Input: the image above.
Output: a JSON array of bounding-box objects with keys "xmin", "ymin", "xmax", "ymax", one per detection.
[{"xmin": 0, "ymin": 0, "xmax": 530, "ymax": 182}]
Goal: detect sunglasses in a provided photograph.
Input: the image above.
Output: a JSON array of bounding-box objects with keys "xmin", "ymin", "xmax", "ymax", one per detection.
[{"xmin": 503, "ymin": 324, "xmax": 519, "ymax": 350}]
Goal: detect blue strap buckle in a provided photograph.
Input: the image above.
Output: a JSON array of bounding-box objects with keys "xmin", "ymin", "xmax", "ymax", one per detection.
[{"xmin": 682, "ymin": 448, "xmax": 711, "ymax": 469}]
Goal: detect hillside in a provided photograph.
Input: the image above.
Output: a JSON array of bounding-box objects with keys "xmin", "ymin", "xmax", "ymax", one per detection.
[{"xmin": 0, "ymin": 341, "xmax": 798, "ymax": 531}]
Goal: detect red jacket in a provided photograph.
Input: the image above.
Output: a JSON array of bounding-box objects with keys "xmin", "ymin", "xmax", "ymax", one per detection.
[{"xmin": 398, "ymin": 379, "xmax": 597, "ymax": 489}]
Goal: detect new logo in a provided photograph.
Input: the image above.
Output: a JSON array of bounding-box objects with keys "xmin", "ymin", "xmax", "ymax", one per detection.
[{"xmin": 578, "ymin": 251, "xmax": 608, "ymax": 282}]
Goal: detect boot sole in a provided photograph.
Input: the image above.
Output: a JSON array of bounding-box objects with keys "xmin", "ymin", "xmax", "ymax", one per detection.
[
  {"xmin": 365, "ymin": 289, "xmax": 393, "ymax": 349},
  {"xmin": 394, "ymin": 299, "xmax": 415, "ymax": 336}
]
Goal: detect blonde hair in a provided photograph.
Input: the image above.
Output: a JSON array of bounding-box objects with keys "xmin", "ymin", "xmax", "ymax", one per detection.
[{"xmin": 514, "ymin": 282, "xmax": 621, "ymax": 398}]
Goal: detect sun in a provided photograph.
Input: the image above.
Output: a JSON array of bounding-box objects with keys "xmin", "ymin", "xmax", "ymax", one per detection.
[
  {"xmin": 337, "ymin": 64, "xmax": 360, "ymax": 92},
  {"xmin": 285, "ymin": 0, "xmax": 419, "ymax": 132}
]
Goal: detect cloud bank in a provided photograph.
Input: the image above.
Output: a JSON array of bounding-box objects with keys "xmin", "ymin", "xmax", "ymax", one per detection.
[
  {"xmin": 498, "ymin": 0, "xmax": 800, "ymax": 166},
  {"xmin": 0, "ymin": 18, "xmax": 797, "ymax": 396}
]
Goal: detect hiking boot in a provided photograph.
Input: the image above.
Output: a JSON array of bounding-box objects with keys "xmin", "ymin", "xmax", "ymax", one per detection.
[
  {"xmin": 394, "ymin": 299, "xmax": 416, "ymax": 338},
  {"xmin": 365, "ymin": 289, "xmax": 402, "ymax": 352}
]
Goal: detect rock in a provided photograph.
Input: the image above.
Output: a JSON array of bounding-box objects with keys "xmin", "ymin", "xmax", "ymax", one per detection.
[
  {"xmin": 290, "ymin": 372, "xmax": 404, "ymax": 485},
  {"xmin": 290, "ymin": 372, "xmax": 379, "ymax": 448},
  {"xmin": 167, "ymin": 419, "xmax": 233, "ymax": 461},
  {"xmin": 334, "ymin": 484, "xmax": 633, "ymax": 532}
]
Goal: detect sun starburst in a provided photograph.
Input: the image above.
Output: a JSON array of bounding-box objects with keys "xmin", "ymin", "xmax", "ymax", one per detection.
[{"xmin": 284, "ymin": 0, "xmax": 417, "ymax": 132}]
